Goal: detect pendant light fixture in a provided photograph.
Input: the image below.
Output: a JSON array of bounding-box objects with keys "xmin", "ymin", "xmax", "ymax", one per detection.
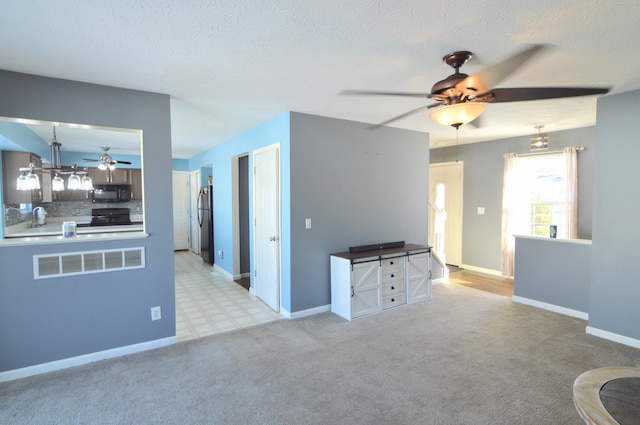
[
  {"xmin": 530, "ymin": 125, "xmax": 548, "ymax": 151},
  {"xmin": 16, "ymin": 126, "xmax": 92, "ymax": 191}
]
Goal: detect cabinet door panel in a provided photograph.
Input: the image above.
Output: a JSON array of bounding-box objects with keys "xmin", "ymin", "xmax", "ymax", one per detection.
[
  {"xmin": 407, "ymin": 253, "xmax": 431, "ymax": 303},
  {"xmin": 351, "ymin": 261, "xmax": 380, "ymax": 318}
]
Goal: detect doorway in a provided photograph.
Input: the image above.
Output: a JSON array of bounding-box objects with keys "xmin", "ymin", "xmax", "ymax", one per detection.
[
  {"xmin": 232, "ymin": 154, "xmax": 251, "ymax": 290},
  {"xmin": 253, "ymin": 144, "xmax": 281, "ymax": 313},
  {"xmin": 429, "ymin": 161, "xmax": 463, "ymax": 266},
  {"xmin": 172, "ymin": 171, "xmax": 190, "ymax": 250}
]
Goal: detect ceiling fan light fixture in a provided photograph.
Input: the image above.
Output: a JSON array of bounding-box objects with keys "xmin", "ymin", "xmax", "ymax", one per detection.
[
  {"xmin": 98, "ymin": 162, "xmax": 108, "ymax": 171},
  {"xmin": 429, "ymin": 102, "xmax": 486, "ymax": 128}
]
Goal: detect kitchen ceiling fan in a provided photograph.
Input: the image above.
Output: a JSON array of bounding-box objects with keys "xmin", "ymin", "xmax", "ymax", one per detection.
[
  {"xmin": 342, "ymin": 44, "xmax": 610, "ymax": 129},
  {"xmin": 83, "ymin": 147, "xmax": 132, "ymax": 171}
]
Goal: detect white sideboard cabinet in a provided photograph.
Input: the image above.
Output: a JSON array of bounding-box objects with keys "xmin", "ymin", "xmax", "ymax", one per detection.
[{"xmin": 331, "ymin": 243, "xmax": 431, "ymax": 320}]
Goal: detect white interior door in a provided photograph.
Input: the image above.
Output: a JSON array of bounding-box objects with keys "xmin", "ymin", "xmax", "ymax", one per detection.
[
  {"xmin": 189, "ymin": 170, "xmax": 201, "ymax": 254},
  {"xmin": 172, "ymin": 172, "xmax": 190, "ymax": 250},
  {"xmin": 429, "ymin": 162, "xmax": 463, "ymax": 266},
  {"xmin": 253, "ymin": 145, "xmax": 280, "ymax": 312}
]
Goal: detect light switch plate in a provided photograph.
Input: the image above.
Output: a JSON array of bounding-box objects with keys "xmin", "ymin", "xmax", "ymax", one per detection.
[
  {"xmin": 305, "ymin": 218, "xmax": 312, "ymax": 229},
  {"xmin": 477, "ymin": 207, "xmax": 485, "ymax": 215}
]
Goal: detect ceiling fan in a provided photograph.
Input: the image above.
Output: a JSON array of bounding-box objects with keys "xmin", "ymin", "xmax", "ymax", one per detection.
[
  {"xmin": 342, "ymin": 45, "xmax": 610, "ymax": 129},
  {"xmin": 83, "ymin": 147, "xmax": 132, "ymax": 171}
]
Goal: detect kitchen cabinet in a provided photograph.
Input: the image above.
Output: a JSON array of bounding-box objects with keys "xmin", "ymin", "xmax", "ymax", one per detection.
[
  {"xmin": 331, "ymin": 243, "xmax": 431, "ymax": 320},
  {"xmin": 89, "ymin": 167, "xmax": 130, "ymax": 184},
  {"xmin": 130, "ymin": 168, "xmax": 142, "ymax": 200},
  {"xmin": 2, "ymin": 151, "xmax": 45, "ymax": 204}
]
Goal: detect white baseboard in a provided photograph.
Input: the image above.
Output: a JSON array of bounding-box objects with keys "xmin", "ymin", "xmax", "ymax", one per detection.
[
  {"xmin": 586, "ymin": 326, "xmax": 640, "ymax": 349},
  {"xmin": 280, "ymin": 304, "xmax": 331, "ymax": 319},
  {"xmin": 512, "ymin": 295, "xmax": 588, "ymax": 320},
  {"xmin": 460, "ymin": 264, "xmax": 504, "ymax": 277},
  {"xmin": 232, "ymin": 272, "xmax": 251, "ymax": 280},
  {"xmin": 213, "ymin": 264, "xmax": 234, "ymax": 281},
  {"xmin": 0, "ymin": 336, "xmax": 177, "ymax": 383},
  {"xmin": 432, "ymin": 278, "xmax": 446, "ymax": 285}
]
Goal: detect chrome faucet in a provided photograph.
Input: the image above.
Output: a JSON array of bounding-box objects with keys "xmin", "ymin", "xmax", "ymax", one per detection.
[
  {"xmin": 32, "ymin": 206, "xmax": 47, "ymax": 227},
  {"xmin": 32, "ymin": 208, "xmax": 39, "ymax": 227}
]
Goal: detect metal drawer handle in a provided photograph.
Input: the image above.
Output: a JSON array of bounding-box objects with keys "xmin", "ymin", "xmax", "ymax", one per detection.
[
  {"xmin": 390, "ymin": 261, "xmax": 394, "ymax": 265},
  {"xmin": 391, "ymin": 274, "xmax": 394, "ymax": 278},
  {"xmin": 391, "ymin": 298, "xmax": 395, "ymax": 302}
]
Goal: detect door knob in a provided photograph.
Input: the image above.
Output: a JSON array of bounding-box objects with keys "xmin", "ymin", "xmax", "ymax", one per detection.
[{"xmin": 269, "ymin": 236, "xmax": 278, "ymax": 241}]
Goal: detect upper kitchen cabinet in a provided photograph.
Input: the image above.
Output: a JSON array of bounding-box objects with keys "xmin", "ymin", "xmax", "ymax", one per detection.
[
  {"xmin": 88, "ymin": 167, "xmax": 142, "ymax": 200},
  {"xmin": 89, "ymin": 167, "xmax": 130, "ymax": 184},
  {"xmin": 130, "ymin": 168, "xmax": 142, "ymax": 200},
  {"xmin": 2, "ymin": 151, "xmax": 47, "ymax": 204}
]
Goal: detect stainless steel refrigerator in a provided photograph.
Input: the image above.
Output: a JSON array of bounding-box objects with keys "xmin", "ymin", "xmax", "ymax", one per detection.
[{"xmin": 197, "ymin": 186, "xmax": 214, "ymax": 265}]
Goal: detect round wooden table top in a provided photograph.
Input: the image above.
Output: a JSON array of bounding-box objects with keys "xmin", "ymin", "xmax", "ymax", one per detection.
[{"xmin": 573, "ymin": 367, "xmax": 640, "ymax": 425}]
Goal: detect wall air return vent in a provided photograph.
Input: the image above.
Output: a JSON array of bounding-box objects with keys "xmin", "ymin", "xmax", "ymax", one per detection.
[{"xmin": 33, "ymin": 247, "xmax": 145, "ymax": 279}]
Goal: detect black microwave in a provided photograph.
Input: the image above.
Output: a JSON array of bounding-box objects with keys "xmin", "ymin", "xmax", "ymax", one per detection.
[{"xmin": 90, "ymin": 184, "xmax": 131, "ymax": 203}]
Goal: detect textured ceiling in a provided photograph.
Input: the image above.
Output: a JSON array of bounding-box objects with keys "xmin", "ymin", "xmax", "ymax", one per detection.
[{"xmin": 1, "ymin": 1, "xmax": 640, "ymax": 158}]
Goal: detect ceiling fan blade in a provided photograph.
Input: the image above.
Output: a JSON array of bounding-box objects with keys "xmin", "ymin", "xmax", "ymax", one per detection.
[
  {"xmin": 115, "ymin": 160, "xmax": 132, "ymax": 165},
  {"xmin": 456, "ymin": 44, "xmax": 548, "ymax": 96},
  {"xmin": 83, "ymin": 158, "xmax": 99, "ymax": 162},
  {"xmin": 341, "ymin": 89, "xmax": 431, "ymax": 99},
  {"xmin": 367, "ymin": 106, "xmax": 430, "ymax": 129},
  {"xmin": 484, "ymin": 87, "xmax": 610, "ymax": 103}
]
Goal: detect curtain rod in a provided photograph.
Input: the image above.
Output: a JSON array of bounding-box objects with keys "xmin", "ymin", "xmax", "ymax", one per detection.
[{"xmin": 518, "ymin": 146, "xmax": 586, "ymax": 157}]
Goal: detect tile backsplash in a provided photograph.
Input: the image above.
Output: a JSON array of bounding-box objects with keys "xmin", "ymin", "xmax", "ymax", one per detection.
[{"xmin": 4, "ymin": 200, "xmax": 143, "ymax": 227}]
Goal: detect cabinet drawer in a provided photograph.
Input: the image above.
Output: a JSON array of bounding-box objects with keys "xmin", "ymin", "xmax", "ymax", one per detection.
[
  {"xmin": 380, "ymin": 257, "xmax": 403, "ymax": 271},
  {"xmin": 381, "ymin": 293, "xmax": 406, "ymax": 309},
  {"xmin": 382, "ymin": 281, "xmax": 404, "ymax": 296},
  {"xmin": 380, "ymin": 268, "xmax": 403, "ymax": 284}
]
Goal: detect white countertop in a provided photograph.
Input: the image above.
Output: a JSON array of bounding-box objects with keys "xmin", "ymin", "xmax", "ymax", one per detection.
[
  {"xmin": 4, "ymin": 216, "xmax": 144, "ymax": 238},
  {"xmin": 514, "ymin": 234, "xmax": 592, "ymax": 245}
]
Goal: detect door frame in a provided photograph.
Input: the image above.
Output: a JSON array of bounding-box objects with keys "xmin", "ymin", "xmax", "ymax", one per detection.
[{"xmin": 252, "ymin": 143, "xmax": 281, "ymax": 312}]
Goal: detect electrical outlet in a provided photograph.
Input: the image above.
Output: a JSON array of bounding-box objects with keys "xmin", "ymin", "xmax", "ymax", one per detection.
[
  {"xmin": 151, "ymin": 306, "xmax": 161, "ymax": 321},
  {"xmin": 218, "ymin": 250, "xmax": 224, "ymax": 259}
]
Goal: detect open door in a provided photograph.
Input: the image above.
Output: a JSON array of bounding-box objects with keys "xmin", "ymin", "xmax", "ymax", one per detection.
[
  {"xmin": 253, "ymin": 144, "xmax": 281, "ymax": 312},
  {"xmin": 429, "ymin": 161, "xmax": 463, "ymax": 266}
]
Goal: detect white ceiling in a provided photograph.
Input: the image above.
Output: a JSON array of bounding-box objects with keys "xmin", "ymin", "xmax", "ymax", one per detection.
[{"xmin": 1, "ymin": 1, "xmax": 640, "ymax": 158}]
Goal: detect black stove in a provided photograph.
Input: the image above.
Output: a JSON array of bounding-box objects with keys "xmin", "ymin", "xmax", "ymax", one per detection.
[{"xmin": 89, "ymin": 208, "xmax": 131, "ymax": 226}]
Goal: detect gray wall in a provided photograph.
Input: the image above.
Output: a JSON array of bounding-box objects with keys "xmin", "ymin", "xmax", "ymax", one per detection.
[
  {"xmin": 0, "ymin": 70, "xmax": 175, "ymax": 371},
  {"xmin": 289, "ymin": 113, "xmax": 429, "ymax": 311},
  {"xmin": 514, "ymin": 237, "xmax": 591, "ymax": 313},
  {"xmin": 430, "ymin": 127, "xmax": 596, "ymax": 272},
  {"xmin": 589, "ymin": 89, "xmax": 640, "ymax": 340}
]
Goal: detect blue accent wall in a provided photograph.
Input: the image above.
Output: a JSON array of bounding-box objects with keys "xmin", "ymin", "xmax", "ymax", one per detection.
[{"xmin": 188, "ymin": 113, "xmax": 292, "ymax": 309}]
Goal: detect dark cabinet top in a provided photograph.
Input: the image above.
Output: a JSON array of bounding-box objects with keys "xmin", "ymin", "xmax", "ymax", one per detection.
[{"xmin": 331, "ymin": 243, "xmax": 430, "ymax": 262}]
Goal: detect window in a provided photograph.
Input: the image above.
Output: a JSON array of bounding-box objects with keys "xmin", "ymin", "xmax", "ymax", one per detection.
[
  {"xmin": 501, "ymin": 147, "xmax": 578, "ymax": 277},
  {"xmin": 519, "ymin": 154, "xmax": 567, "ymax": 237}
]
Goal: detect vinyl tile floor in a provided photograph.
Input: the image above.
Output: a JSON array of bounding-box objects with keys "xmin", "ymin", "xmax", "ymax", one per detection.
[{"xmin": 174, "ymin": 251, "xmax": 282, "ymax": 342}]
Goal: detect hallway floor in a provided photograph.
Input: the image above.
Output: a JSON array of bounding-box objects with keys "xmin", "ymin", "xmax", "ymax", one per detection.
[{"xmin": 174, "ymin": 251, "xmax": 282, "ymax": 341}]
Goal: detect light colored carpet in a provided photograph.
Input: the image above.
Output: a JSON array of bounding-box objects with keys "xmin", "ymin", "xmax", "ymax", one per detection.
[{"xmin": 1, "ymin": 283, "xmax": 638, "ymax": 424}]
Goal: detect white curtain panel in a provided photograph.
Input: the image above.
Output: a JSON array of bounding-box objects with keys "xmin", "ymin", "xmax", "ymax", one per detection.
[
  {"xmin": 561, "ymin": 147, "xmax": 579, "ymax": 239},
  {"xmin": 500, "ymin": 153, "xmax": 522, "ymax": 277}
]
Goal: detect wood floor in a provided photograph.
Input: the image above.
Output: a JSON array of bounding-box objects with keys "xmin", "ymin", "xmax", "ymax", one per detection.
[{"xmin": 447, "ymin": 269, "xmax": 514, "ymax": 297}]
